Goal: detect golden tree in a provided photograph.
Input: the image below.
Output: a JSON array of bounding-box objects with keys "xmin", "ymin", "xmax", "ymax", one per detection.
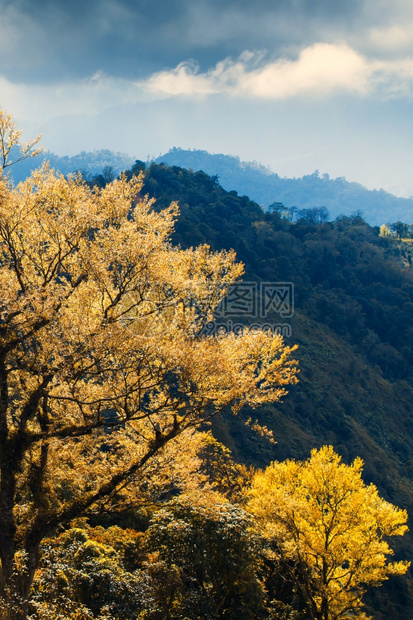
[
  {"xmin": 248, "ymin": 445, "xmax": 410, "ymax": 620},
  {"xmin": 0, "ymin": 110, "xmax": 43, "ymax": 175},
  {"xmin": 0, "ymin": 111, "xmax": 298, "ymax": 619}
]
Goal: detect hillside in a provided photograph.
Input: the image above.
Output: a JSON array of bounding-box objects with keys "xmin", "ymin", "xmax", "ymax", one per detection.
[
  {"xmin": 121, "ymin": 160, "xmax": 413, "ymax": 619},
  {"xmin": 155, "ymin": 148, "xmax": 413, "ymax": 226},
  {"xmin": 128, "ymin": 161, "xmax": 413, "ymax": 466},
  {"xmin": 8, "ymin": 148, "xmax": 134, "ymax": 185},
  {"xmin": 6, "ymin": 149, "xmax": 413, "ymax": 616}
]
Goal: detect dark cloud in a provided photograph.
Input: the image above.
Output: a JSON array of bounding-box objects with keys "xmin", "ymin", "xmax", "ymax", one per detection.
[{"xmin": 0, "ymin": 0, "xmax": 367, "ymax": 83}]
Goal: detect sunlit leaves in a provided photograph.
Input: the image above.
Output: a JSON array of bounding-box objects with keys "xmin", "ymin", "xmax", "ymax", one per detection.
[
  {"xmin": 248, "ymin": 446, "xmax": 410, "ymax": 620},
  {"xmin": 0, "ymin": 110, "xmax": 298, "ymax": 615},
  {"xmin": 0, "ymin": 109, "xmax": 43, "ymax": 175}
]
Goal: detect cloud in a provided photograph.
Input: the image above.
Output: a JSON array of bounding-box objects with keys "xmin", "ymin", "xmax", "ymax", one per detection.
[
  {"xmin": 0, "ymin": 0, "xmax": 377, "ymax": 83},
  {"xmin": 143, "ymin": 44, "xmax": 413, "ymax": 100},
  {"xmin": 369, "ymin": 24, "xmax": 413, "ymax": 54},
  {"xmin": 2, "ymin": 41, "xmax": 413, "ymax": 132}
]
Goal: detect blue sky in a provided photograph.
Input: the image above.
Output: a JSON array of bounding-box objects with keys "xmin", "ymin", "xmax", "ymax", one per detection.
[{"xmin": 1, "ymin": 0, "xmax": 413, "ymax": 196}]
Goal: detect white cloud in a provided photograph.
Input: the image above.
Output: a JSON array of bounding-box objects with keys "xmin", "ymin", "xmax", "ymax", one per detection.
[
  {"xmin": 237, "ymin": 44, "xmax": 369, "ymax": 98},
  {"xmin": 142, "ymin": 60, "xmax": 218, "ymax": 98},
  {"xmin": 143, "ymin": 43, "xmax": 413, "ymax": 100}
]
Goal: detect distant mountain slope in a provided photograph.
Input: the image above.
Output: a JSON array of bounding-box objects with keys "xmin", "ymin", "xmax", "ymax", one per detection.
[
  {"xmin": 155, "ymin": 148, "xmax": 413, "ymax": 226},
  {"xmin": 122, "ymin": 159, "xmax": 413, "ymax": 618},
  {"xmin": 11, "ymin": 146, "xmax": 413, "ymax": 226},
  {"xmin": 9, "ymin": 149, "xmax": 134, "ymax": 185}
]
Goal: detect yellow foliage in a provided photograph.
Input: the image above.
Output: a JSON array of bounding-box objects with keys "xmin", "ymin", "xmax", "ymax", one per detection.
[
  {"xmin": 0, "ymin": 109, "xmax": 298, "ymax": 613},
  {"xmin": 0, "ymin": 108, "xmax": 43, "ymax": 174},
  {"xmin": 248, "ymin": 445, "xmax": 410, "ymax": 620}
]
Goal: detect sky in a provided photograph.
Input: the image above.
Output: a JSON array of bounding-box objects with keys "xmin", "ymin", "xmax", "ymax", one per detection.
[{"xmin": 1, "ymin": 0, "xmax": 413, "ymax": 196}]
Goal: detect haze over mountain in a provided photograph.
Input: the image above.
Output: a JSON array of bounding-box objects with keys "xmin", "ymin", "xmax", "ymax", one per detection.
[
  {"xmin": 165, "ymin": 149, "xmax": 413, "ymax": 225},
  {"xmin": 8, "ymin": 149, "xmax": 134, "ymax": 186},
  {"xmin": 13, "ymin": 146, "xmax": 412, "ymax": 227},
  {"xmin": 154, "ymin": 148, "xmax": 413, "ymax": 226}
]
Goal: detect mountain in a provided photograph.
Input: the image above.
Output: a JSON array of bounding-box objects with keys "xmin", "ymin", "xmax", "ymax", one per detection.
[
  {"xmin": 10, "ymin": 145, "xmax": 413, "ymax": 227},
  {"xmin": 119, "ymin": 159, "xmax": 413, "ymax": 619},
  {"xmin": 155, "ymin": 148, "xmax": 413, "ymax": 226},
  {"xmin": 6, "ymin": 144, "xmax": 413, "ymax": 616},
  {"xmin": 8, "ymin": 149, "xmax": 134, "ymax": 185},
  {"xmin": 130, "ymin": 160, "xmax": 413, "ymax": 475},
  {"xmin": 9, "ymin": 150, "xmax": 411, "ymax": 616}
]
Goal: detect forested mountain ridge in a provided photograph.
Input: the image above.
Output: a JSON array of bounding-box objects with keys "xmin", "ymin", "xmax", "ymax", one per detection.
[
  {"xmin": 123, "ymin": 159, "xmax": 413, "ymax": 618},
  {"xmin": 2, "ymin": 120, "xmax": 413, "ymax": 617},
  {"xmin": 155, "ymin": 147, "xmax": 413, "ymax": 226},
  {"xmin": 8, "ymin": 145, "xmax": 413, "ymax": 227}
]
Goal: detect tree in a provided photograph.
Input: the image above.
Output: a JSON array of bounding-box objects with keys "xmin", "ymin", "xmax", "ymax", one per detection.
[
  {"xmin": 0, "ymin": 109, "xmax": 43, "ymax": 175},
  {"xmin": 379, "ymin": 224, "xmax": 391, "ymax": 238},
  {"xmin": 28, "ymin": 431, "xmax": 259, "ymax": 618},
  {"xmin": 29, "ymin": 525, "xmax": 145, "ymax": 619},
  {"xmin": 0, "ymin": 112, "xmax": 298, "ymax": 618},
  {"xmin": 142, "ymin": 496, "xmax": 265, "ymax": 619},
  {"xmin": 248, "ymin": 446, "xmax": 410, "ymax": 620},
  {"xmin": 268, "ymin": 202, "xmax": 285, "ymax": 215},
  {"xmin": 389, "ymin": 221, "xmax": 409, "ymax": 241},
  {"xmin": 297, "ymin": 207, "xmax": 330, "ymax": 225}
]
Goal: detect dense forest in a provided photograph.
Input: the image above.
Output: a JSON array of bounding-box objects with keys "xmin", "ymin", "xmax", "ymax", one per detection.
[
  {"xmin": 127, "ymin": 160, "xmax": 413, "ymax": 618},
  {"xmin": 0, "ymin": 111, "xmax": 412, "ymax": 620},
  {"xmin": 133, "ymin": 161, "xmax": 413, "ymax": 480}
]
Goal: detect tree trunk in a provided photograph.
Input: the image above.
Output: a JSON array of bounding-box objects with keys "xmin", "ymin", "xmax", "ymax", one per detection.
[
  {"xmin": 0, "ymin": 448, "xmax": 36, "ymax": 619},
  {"xmin": 0, "ymin": 547, "xmax": 39, "ymax": 620}
]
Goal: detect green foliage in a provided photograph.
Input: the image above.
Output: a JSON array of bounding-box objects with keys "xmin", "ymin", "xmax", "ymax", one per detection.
[
  {"xmin": 29, "ymin": 499, "xmax": 267, "ymax": 620},
  {"xmin": 28, "ymin": 445, "xmax": 410, "ymax": 620},
  {"xmin": 123, "ymin": 160, "xmax": 413, "ymax": 618},
  {"xmin": 137, "ymin": 162, "xmax": 413, "ymax": 382},
  {"xmin": 29, "ymin": 526, "xmax": 145, "ymax": 619},
  {"xmin": 143, "ymin": 498, "xmax": 266, "ymax": 619}
]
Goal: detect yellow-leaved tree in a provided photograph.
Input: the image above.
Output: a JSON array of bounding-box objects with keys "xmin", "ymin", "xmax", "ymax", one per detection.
[
  {"xmin": 0, "ymin": 110, "xmax": 43, "ymax": 173},
  {"xmin": 248, "ymin": 445, "xmax": 410, "ymax": 620},
  {"xmin": 0, "ymin": 110, "xmax": 298, "ymax": 619}
]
